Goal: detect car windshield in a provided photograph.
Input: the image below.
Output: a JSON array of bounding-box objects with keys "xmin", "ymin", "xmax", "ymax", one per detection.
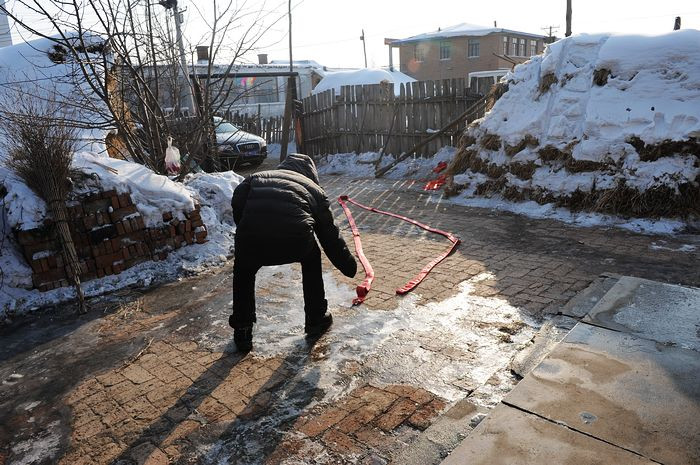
[{"xmin": 214, "ymin": 121, "xmax": 241, "ymax": 134}]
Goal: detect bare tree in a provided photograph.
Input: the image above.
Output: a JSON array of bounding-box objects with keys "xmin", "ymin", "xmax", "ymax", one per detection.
[{"xmin": 1, "ymin": 0, "xmax": 285, "ymax": 176}]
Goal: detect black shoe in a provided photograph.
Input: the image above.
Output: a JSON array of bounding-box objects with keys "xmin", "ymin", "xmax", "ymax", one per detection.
[
  {"xmin": 305, "ymin": 313, "xmax": 333, "ymax": 337},
  {"xmin": 234, "ymin": 327, "xmax": 253, "ymax": 352}
]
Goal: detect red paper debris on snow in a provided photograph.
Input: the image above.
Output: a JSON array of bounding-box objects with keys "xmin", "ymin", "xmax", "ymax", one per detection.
[
  {"xmin": 433, "ymin": 161, "xmax": 448, "ymax": 173},
  {"xmin": 424, "ymin": 174, "xmax": 447, "ymax": 191}
]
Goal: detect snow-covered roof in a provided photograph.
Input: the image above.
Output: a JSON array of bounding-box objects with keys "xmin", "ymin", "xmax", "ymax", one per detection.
[
  {"xmin": 468, "ymin": 69, "xmax": 510, "ymax": 79},
  {"xmin": 269, "ymin": 59, "xmax": 323, "ymax": 69},
  {"xmin": 193, "ymin": 61, "xmax": 324, "ymax": 75},
  {"xmin": 392, "ymin": 23, "xmax": 546, "ymax": 44},
  {"xmin": 311, "ymin": 68, "xmax": 416, "ymax": 96}
]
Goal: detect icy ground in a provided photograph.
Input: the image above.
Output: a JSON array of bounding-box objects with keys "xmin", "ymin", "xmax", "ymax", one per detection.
[{"xmin": 189, "ymin": 265, "xmax": 537, "ymax": 464}]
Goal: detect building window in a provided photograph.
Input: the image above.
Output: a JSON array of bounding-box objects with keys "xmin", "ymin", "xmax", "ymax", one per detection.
[
  {"xmin": 502, "ymin": 36, "xmax": 508, "ymax": 55},
  {"xmin": 468, "ymin": 39, "xmax": 480, "ymax": 58},
  {"xmin": 519, "ymin": 38, "xmax": 526, "ymax": 56},
  {"xmin": 414, "ymin": 44, "xmax": 425, "ymax": 62},
  {"xmin": 440, "ymin": 41, "xmax": 451, "ymax": 60},
  {"xmin": 511, "ymin": 37, "xmax": 518, "ymax": 56},
  {"xmin": 530, "ymin": 39, "xmax": 538, "ymax": 56}
]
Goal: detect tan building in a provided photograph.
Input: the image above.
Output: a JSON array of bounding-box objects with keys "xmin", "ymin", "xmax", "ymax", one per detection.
[{"xmin": 389, "ymin": 23, "xmax": 546, "ymax": 91}]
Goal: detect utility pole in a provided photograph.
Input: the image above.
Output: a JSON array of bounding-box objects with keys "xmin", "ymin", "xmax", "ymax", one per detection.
[
  {"xmin": 541, "ymin": 25, "xmax": 559, "ymax": 43},
  {"xmin": 288, "ymin": 0, "xmax": 293, "ymax": 73},
  {"xmin": 280, "ymin": 0, "xmax": 293, "ymax": 161},
  {"xmin": 360, "ymin": 29, "xmax": 368, "ymax": 68},
  {"xmin": 565, "ymin": 0, "xmax": 572, "ymax": 37},
  {"xmin": 384, "ymin": 38, "xmax": 396, "ymax": 71},
  {"xmin": 159, "ymin": 0, "xmax": 196, "ymax": 115}
]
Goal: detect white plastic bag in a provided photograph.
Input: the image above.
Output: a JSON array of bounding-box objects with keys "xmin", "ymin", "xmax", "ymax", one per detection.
[{"xmin": 165, "ymin": 136, "xmax": 181, "ymax": 175}]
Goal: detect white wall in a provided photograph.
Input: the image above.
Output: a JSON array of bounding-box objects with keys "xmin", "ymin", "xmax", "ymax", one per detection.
[{"xmin": 0, "ymin": 0, "xmax": 11, "ymax": 48}]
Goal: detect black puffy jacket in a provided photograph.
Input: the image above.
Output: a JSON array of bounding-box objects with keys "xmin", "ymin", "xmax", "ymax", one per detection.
[{"xmin": 231, "ymin": 153, "xmax": 357, "ymax": 278}]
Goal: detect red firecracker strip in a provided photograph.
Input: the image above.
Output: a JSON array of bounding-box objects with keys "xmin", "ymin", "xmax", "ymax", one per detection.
[
  {"xmin": 338, "ymin": 195, "xmax": 460, "ymax": 305},
  {"xmin": 423, "ymin": 162, "xmax": 449, "ymax": 190},
  {"xmin": 423, "ymin": 174, "xmax": 447, "ymax": 191}
]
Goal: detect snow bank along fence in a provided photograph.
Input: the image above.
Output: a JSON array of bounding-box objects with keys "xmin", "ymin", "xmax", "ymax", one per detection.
[
  {"xmin": 300, "ymin": 79, "xmax": 483, "ymax": 157},
  {"xmin": 447, "ymin": 32, "xmax": 700, "ymax": 219},
  {"xmin": 15, "ymin": 190, "xmax": 208, "ymax": 292}
]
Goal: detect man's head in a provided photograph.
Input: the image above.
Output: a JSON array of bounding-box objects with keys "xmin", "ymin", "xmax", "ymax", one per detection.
[{"xmin": 278, "ymin": 153, "xmax": 320, "ymax": 185}]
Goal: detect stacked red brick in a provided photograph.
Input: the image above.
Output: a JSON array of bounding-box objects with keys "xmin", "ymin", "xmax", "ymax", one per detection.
[{"xmin": 15, "ymin": 189, "xmax": 208, "ymax": 292}]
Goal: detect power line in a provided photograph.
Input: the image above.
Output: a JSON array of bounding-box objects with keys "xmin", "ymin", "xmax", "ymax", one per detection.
[{"xmin": 541, "ymin": 25, "xmax": 559, "ymax": 38}]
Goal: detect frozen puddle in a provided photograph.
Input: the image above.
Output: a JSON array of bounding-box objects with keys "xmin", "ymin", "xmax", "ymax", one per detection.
[
  {"xmin": 219, "ymin": 265, "xmax": 538, "ymax": 404},
  {"xmin": 195, "ymin": 266, "xmax": 541, "ymax": 463}
]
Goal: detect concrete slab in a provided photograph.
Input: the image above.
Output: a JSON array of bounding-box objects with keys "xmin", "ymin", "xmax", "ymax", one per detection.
[
  {"xmin": 505, "ymin": 323, "xmax": 700, "ymax": 465},
  {"xmin": 441, "ymin": 403, "xmax": 655, "ymax": 465},
  {"xmin": 393, "ymin": 399, "xmax": 486, "ymax": 465},
  {"xmin": 510, "ymin": 315, "xmax": 578, "ymax": 378},
  {"xmin": 583, "ymin": 276, "xmax": 700, "ymax": 351},
  {"xmin": 560, "ymin": 274, "xmax": 621, "ymax": 319}
]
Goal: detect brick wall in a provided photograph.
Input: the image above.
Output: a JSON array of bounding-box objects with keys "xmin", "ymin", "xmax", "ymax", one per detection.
[
  {"xmin": 398, "ymin": 32, "xmax": 544, "ymax": 82},
  {"xmin": 15, "ymin": 190, "xmax": 208, "ymax": 292}
]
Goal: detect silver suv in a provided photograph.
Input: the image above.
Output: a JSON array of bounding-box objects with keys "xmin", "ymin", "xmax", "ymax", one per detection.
[{"xmin": 213, "ymin": 116, "xmax": 267, "ymax": 170}]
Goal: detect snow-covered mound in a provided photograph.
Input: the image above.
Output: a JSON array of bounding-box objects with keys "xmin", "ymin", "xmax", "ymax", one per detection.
[
  {"xmin": 73, "ymin": 152, "xmax": 196, "ymax": 228},
  {"xmin": 449, "ymin": 30, "xmax": 700, "ymax": 219},
  {"xmin": 0, "ymin": 152, "xmax": 242, "ymax": 321},
  {"xmin": 184, "ymin": 171, "xmax": 244, "ymax": 225},
  {"xmin": 312, "ymin": 69, "xmax": 416, "ymax": 96},
  {"xmin": 0, "ymin": 34, "xmax": 111, "ymax": 150},
  {"xmin": 2, "ymin": 152, "xmax": 198, "ymax": 231}
]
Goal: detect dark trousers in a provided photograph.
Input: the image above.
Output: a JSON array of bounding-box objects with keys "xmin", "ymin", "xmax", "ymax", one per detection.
[{"xmin": 231, "ymin": 236, "xmax": 328, "ymax": 329}]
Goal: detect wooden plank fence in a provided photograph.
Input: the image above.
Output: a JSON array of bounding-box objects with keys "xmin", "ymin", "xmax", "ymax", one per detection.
[
  {"xmin": 224, "ymin": 78, "xmax": 484, "ymax": 156},
  {"xmin": 301, "ymin": 78, "xmax": 483, "ymax": 157},
  {"xmin": 225, "ymin": 112, "xmax": 292, "ymax": 145}
]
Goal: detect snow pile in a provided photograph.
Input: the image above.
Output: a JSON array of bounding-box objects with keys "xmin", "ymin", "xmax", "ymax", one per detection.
[
  {"xmin": 0, "ymin": 34, "xmax": 111, "ymax": 150},
  {"xmin": 318, "ymin": 146, "xmax": 456, "ymax": 180},
  {"xmin": 3, "ymin": 152, "xmax": 198, "ymax": 231},
  {"xmin": 449, "ymin": 30, "xmax": 700, "ymax": 219},
  {"xmin": 183, "ymin": 171, "xmax": 244, "ymax": 225},
  {"xmin": 0, "ymin": 165, "xmax": 47, "ymax": 231},
  {"xmin": 0, "ymin": 153, "xmax": 242, "ymax": 320},
  {"xmin": 72, "ymin": 152, "xmax": 196, "ymax": 228},
  {"xmin": 312, "ymin": 69, "xmax": 416, "ymax": 96}
]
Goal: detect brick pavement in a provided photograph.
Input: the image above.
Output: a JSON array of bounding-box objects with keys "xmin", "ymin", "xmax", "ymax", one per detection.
[
  {"xmin": 323, "ymin": 177, "xmax": 699, "ymax": 315},
  {"xmin": 1, "ymin": 174, "xmax": 698, "ymax": 465}
]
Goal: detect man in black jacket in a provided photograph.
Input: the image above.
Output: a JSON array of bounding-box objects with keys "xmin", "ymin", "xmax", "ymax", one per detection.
[{"xmin": 229, "ymin": 153, "xmax": 357, "ymax": 352}]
